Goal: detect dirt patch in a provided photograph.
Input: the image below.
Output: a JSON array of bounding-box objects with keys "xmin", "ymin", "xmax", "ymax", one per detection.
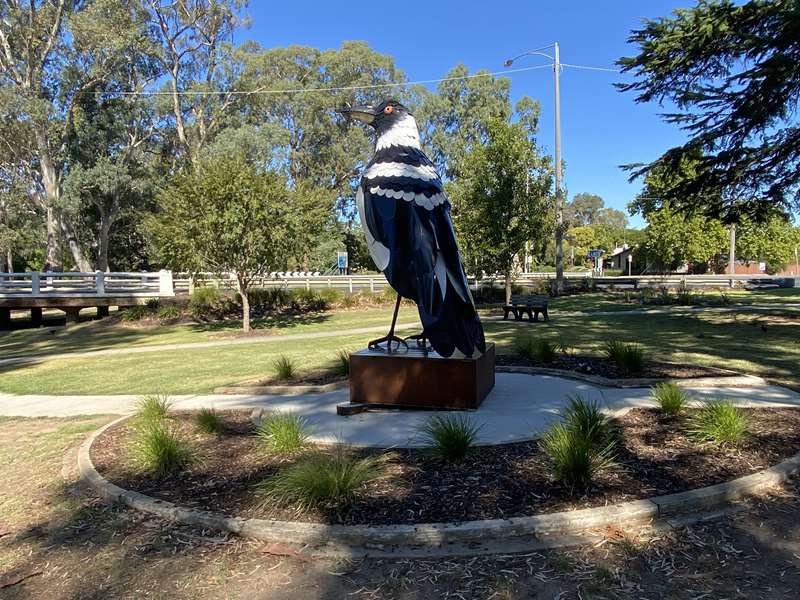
[
  {"xmin": 91, "ymin": 408, "xmax": 800, "ymax": 526},
  {"xmin": 496, "ymin": 353, "xmax": 729, "ymax": 379}
]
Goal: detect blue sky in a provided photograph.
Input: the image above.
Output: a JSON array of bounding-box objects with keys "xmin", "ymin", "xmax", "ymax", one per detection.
[{"xmin": 244, "ymin": 1, "xmax": 694, "ymax": 229}]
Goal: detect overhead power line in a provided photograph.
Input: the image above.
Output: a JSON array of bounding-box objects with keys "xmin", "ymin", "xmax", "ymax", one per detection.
[{"xmin": 97, "ymin": 61, "xmax": 618, "ymax": 97}]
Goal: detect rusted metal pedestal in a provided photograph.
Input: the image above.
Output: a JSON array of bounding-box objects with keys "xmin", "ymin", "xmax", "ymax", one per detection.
[{"xmin": 340, "ymin": 343, "xmax": 495, "ymax": 414}]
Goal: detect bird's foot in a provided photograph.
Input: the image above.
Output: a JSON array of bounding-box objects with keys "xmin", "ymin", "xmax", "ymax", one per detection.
[
  {"xmin": 403, "ymin": 333, "xmax": 431, "ymax": 355},
  {"xmin": 367, "ymin": 334, "xmax": 409, "ymax": 354}
]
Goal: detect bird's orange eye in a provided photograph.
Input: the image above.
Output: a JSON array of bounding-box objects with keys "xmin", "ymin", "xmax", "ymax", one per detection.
[{"xmin": 384, "ymin": 105, "xmax": 394, "ymax": 114}]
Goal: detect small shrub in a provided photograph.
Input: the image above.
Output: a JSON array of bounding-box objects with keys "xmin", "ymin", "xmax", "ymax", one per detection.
[
  {"xmin": 290, "ymin": 289, "xmax": 328, "ymax": 311},
  {"xmin": 189, "ymin": 286, "xmax": 223, "ymax": 320},
  {"xmin": 157, "ymin": 305, "xmax": 182, "ymax": 322},
  {"xmin": 419, "ymin": 413, "xmax": 481, "ymax": 462},
  {"xmin": 603, "ymin": 339, "xmax": 645, "ymax": 374},
  {"xmin": 334, "ymin": 349, "xmax": 351, "ymax": 377},
  {"xmin": 145, "ymin": 298, "xmax": 161, "ymax": 311},
  {"xmin": 676, "ymin": 290, "xmax": 694, "ymax": 306},
  {"xmin": 562, "ymin": 395, "xmax": 613, "ymax": 447},
  {"xmin": 651, "ymin": 382, "xmax": 688, "ymax": 416},
  {"xmin": 249, "ymin": 287, "xmax": 291, "ymax": 310},
  {"xmin": 134, "ymin": 394, "xmax": 171, "ymax": 426},
  {"xmin": 256, "ymin": 412, "xmax": 309, "ymax": 453},
  {"xmin": 688, "ymin": 400, "xmax": 747, "ymax": 445},
  {"xmin": 534, "ymin": 339, "xmax": 558, "ymax": 363},
  {"xmin": 272, "ymin": 354, "xmax": 296, "ymax": 381},
  {"xmin": 318, "ymin": 288, "xmax": 344, "ymax": 306},
  {"xmin": 195, "ymin": 407, "xmax": 223, "ymax": 434},
  {"xmin": 256, "ymin": 450, "xmax": 389, "ymax": 511},
  {"xmin": 132, "ymin": 420, "xmax": 194, "ymax": 478},
  {"xmin": 121, "ymin": 305, "xmax": 151, "ymax": 321},
  {"xmin": 540, "ymin": 423, "xmax": 615, "ymax": 490}
]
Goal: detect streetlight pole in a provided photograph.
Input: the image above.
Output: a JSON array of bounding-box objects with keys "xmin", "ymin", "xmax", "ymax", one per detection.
[
  {"xmin": 504, "ymin": 42, "xmax": 564, "ymax": 294},
  {"xmin": 552, "ymin": 42, "xmax": 564, "ymax": 295}
]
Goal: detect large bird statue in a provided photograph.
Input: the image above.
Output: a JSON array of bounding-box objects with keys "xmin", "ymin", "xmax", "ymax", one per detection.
[{"xmin": 338, "ymin": 99, "xmax": 485, "ymax": 359}]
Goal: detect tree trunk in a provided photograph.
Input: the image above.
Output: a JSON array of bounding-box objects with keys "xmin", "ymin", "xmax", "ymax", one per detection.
[
  {"xmin": 237, "ymin": 277, "xmax": 251, "ymax": 333},
  {"xmin": 96, "ymin": 208, "xmax": 114, "ymax": 272},
  {"xmin": 60, "ymin": 214, "xmax": 93, "ymax": 272},
  {"xmin": 504, "ymin": 271, "xmax": 513, "ymax": 305},
  {"xmin": 45, "ymin": 206, "xmax": 61, "ymax": 271}
]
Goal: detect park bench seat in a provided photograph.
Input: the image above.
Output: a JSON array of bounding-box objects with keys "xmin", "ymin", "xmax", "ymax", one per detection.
[{"xmin": 503, "ymin": 294, "xmax": 549, "ymax": 322}]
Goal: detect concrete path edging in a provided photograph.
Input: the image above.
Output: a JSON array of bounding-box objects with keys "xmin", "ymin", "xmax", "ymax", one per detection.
[
  {"xmin": 496, "ymin": 365, "xmax": 767, "ymax": 389},
  {"xmin": 78, "ymin": 416, "xmax": 800, "ymax": 557}
]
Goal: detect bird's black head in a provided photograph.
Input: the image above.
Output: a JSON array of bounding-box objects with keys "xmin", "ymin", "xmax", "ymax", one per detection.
[{"xmin": 337, "ymin": 99, "xmax": 411, "ymax": 134}]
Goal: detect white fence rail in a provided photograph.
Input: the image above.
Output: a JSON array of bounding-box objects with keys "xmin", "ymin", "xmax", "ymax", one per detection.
[
  {"xmin": 0, "ymin": 271, "xmax": 174, "ymax": 298},
  {"xmin": 174, "ymin": 271, "xmax": 796, "ymax": 293}
]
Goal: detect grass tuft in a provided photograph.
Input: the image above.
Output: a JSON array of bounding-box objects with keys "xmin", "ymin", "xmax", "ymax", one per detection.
[
  {"xmin": 256, "ymin": 450, "xmax": 389, "ymax": 512},
  {"xmin": 651, "ymin": 382, "xmax": 688, "ymax": 416},
  {"xmin": 256, "ymin": 412, "xmax": 309, "ymax": 454},
  {"xmin": 515, "ymin": 337, "xmax": 559, "ymax": 364},
  {"xmin": 539, "ymin": 394, "xmax": 615, "ymax": 491},
  {"xmin": 131, "ymin": 420, "xmax": 194, "ymax": 478},
  {"xmin": 195, "ymin": 407, "xmax": 223, "ymax": 434},
  {"xmin": 603, "ymin": 339, "xmax": 645, "ymax": 374},
  {"xmin": 272, "ymin": 354, "xmax": 296, "ymax": 381},
  {"xmin": 688, "ymin": 400, "xmax": 747, "ymax": 445},
  {"xmin": 333, "ymin": 349, "xmax": 351, "ymax": 377},
  {"xmin": 134, "ymin": 394, "xmax": 171, "ymax": 426},
  {"xmin": 419, "ymin": 413, "xmax": 481, "ymax": 462}
]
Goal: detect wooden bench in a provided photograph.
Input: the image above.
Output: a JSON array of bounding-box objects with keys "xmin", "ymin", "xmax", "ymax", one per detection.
[{"xmin": 502, "ymin": 294, "xmax": 549, "ymax": 322}]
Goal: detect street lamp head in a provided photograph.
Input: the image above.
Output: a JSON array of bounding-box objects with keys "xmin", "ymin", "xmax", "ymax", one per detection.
[{"xmin": 503, "ymin": 59, "xmax": 514, "ymax": 67}]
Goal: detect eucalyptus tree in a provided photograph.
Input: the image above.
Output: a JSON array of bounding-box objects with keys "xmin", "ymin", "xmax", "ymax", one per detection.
[
  {"xmin": 0, "ymin": 0, "xmax": 152, "ymax": 270},
  {"xmin": 144, "ymin": 0, "xmax": 248, "ymax": 167}
]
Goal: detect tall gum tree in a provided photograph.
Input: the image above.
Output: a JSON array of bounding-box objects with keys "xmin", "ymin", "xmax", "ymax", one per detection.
[{"xmin": 0, "ymin": 0, "xmax": 150, "ymax": 270}]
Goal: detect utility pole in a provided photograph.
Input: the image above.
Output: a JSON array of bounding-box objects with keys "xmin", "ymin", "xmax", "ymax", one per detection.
[
  {"xmin": 504, "ymin": 42, "xmax": 564, "ymax": 294},
  {"xmin": 729, "ymin": 224, "xmax": 736, "ymax": 275},
  {"xmin": 553, "ymin": 42, "xmax": 564, "ymax": 295}
]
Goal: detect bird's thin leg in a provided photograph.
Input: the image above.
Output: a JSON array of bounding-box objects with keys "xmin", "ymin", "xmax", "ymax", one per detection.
[{"xmin": 368, "ymin": 293, "xmax": 408, "ymax": 354}]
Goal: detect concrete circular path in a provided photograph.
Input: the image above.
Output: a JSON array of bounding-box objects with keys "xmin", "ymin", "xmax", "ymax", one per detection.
[{"xmin": 3, "ymin": 372, "xmax": 799, "ymax": 447}]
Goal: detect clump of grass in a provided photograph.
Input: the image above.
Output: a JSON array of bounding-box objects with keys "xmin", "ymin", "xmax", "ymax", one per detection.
[
  {"xmin": 333, "ymin": 349, "xmax": 351, "ymax": 377},
  {"xmin": 651, "ymin": 382, "xmax": 688, "ymax": 416},
  {"xmin": 603, "ymin": 339, "xmax": 645, "ymax": 374},
  {"xmin": 134, "ymin": 394, "xmax": 171, "ymax": 426},
  {"xmin": 272, "ymin": 354, "xmax": 296, "ymax": 381},
  {"xmin": 256, "ymin": 412, "xmax": 309, "ymax": 454},
  {"xmin": 515, "ymin": 337, "xmax": 559, "ymax": 363},
  {"xmin": 157, "ymin": 305, "xmax": 182, "ymax": 322},
  {"xmin": 419, "ymin": 413, "xmax": 481, "ymax": 462},
  {"xmin": 256, "ymin": 450, "xmax": 390, "ymax": 512},
  {"xmin": 121, "ymin": 305, "xmax": 151, "ymax": 321},
  {"xmin": 562, "ymin": 395, "xmax": 613, "ymax": 447},
  {"xmin": 132, "ymin": 420, "xmax": 194, "ymax": 478},
  {"xmin": 688, "ymin": 400, "xmax": 748, "ymax": 445},
  {"xmin": 195, "ymin": 407, "xmax": 223, "ymax": 434},
  {"xmin": 539, "ymin": 395, "xmax": 616, "ymax": 491}
]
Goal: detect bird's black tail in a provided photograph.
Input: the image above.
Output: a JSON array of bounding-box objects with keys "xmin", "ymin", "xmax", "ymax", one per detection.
[{"xmin": 418, "ymin": 279, "xmax": 485, "ymax": 359}]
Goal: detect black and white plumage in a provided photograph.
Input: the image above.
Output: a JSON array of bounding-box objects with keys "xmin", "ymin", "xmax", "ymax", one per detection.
[{"xmin": 340, "ymin": 100, "xmax": 485, "ymax": 358}]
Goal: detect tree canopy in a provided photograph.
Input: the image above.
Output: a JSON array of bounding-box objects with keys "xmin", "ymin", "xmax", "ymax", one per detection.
[
  {"xmin": 449, "ymin": 117, "xmax": 553, "ymax": 302},
  {"xmin": 618, "ymin": 0, "xmax": 800, "ymax": 220}
]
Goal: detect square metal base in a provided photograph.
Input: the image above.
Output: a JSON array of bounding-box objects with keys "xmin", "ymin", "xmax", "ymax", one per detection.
[{"xmin": 346, "ymin": 343, "xmax": 495, "ymax": 411}]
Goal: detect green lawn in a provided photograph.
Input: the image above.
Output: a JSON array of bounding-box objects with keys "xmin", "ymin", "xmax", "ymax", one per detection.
[
  {"xmin": 0, "ymin": 305, "xmax": 420, "ymax": 359},
  {"xmin": 1, "ymin": 301, "xmax": 797, "ymax": 395}
]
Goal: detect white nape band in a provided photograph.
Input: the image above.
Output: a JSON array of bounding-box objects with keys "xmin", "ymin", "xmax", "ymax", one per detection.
[
  {"xmin": 369, "ymin": 186, "xmax": 446, "ymax": 210},
  {"xmin": 365, "ymin": 161, "xmax": 439, "ymax": 181}
]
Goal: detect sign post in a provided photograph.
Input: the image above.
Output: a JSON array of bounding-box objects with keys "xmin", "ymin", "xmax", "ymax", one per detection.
[{"xmin": 337, "ymin": 251, "xmax": 349, "ymax": 275}]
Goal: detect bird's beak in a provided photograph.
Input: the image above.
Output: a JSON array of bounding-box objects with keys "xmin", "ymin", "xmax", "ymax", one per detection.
[{"xmin": 336, "ymin": 105, "xmax": 377, "ymax": 125}]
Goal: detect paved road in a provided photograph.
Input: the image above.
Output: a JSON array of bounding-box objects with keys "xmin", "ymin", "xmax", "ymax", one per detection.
[
  {"xmin": 2, "ymin": 302, "xmax": 797, "ymax": 368},
  {"xmin": 2, "ymin": 373, "xmax": 798, "ymax": 447}
]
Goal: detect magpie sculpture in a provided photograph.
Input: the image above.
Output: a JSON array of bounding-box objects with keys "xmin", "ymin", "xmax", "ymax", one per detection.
[{"xmin": 339, "ymin": 100, "xmax": 486, "ymax": 358}]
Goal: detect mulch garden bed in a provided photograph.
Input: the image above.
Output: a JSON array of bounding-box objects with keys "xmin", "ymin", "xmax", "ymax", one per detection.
[
  {"xmin": 496, "ymin": 354, "xmax": 727, "ymax": 380},
  {"xmin": 91, "ymin": 408, "xmax": 800, "ymax": 526}
]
